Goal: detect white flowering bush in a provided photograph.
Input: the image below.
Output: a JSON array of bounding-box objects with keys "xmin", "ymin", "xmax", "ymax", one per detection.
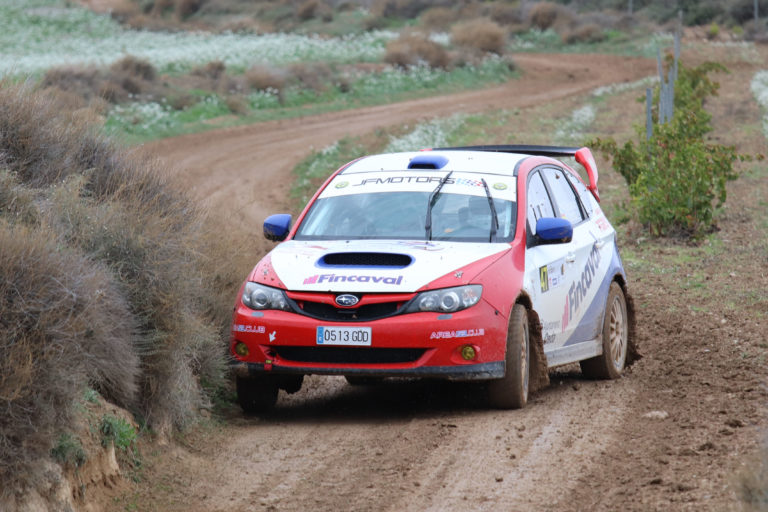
[
  {"xmin": 555, "ymin": 105, "xmax": 595, "ymax": 145},
  {"xmin": 0, "ymin": 0, "xmax": 396, "ymax": 76},
  {"xmin": 385, "ymin": 114, "xmax": 467, "ymax": 153},
  {"xmin": 750, "ymin": 70, "xmax": 768, "ymax": 138}
]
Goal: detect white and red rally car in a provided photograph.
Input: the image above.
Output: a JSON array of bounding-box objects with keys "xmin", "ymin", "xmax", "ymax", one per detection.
[{"xmin": 229, "ymin": 145, "xmax": 636, "ymax": 413}]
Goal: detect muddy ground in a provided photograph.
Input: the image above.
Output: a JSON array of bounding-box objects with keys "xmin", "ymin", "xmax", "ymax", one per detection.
[{"xmin": 103, "ymin": 48, "xmax": 768, "ymax": 511}]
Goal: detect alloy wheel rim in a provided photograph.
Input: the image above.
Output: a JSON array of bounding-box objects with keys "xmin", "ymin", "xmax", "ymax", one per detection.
[{"xmin": 609, "ymin": 296, "xmax": 627, "ymax": 371}]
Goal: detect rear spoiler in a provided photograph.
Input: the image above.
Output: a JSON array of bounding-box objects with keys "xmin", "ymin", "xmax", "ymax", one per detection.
[{"xmin": 432, "ymin": 145, "xmax": 600, "ymax": 202}]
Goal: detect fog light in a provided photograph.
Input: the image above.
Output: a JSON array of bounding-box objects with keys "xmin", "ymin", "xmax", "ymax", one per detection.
[
  {"xmin": 460, "ymin": 345, "xmax": 477, "ymax": 361},
  {"xmin": 234, "ymin": 341, "xmax": 249, "ymax": 357}
]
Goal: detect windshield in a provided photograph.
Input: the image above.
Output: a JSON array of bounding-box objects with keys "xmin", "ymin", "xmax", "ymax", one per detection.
[{"xmin": 294, "ymin": 191, "xmax": 517, "ymax": 242}]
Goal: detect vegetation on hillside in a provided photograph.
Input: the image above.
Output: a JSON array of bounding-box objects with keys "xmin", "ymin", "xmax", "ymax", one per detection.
[{"xmin": 0, "ymin": 81, "xmax": 248, "ymax": 494}]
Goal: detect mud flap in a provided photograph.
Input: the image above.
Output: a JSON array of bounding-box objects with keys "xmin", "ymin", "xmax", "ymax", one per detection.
[
  {"xmin": 624, "ymin": 289, "xmax": 641, "ymax": 365},
  {"xmin": 526, "ymin": 309, "xmax": 550, "ymax": 392}
]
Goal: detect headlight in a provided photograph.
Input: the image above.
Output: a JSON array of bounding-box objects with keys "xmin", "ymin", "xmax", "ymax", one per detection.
[
  {"xmin": 404, "ymin": 285, "xmax": 482, "ymax": 314},
  {"xmin": 241, "ymin": 282, "xmax": 290, "ymax": 311}
]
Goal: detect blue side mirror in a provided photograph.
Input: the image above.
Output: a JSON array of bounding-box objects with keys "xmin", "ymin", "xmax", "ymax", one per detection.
[
  {"xmin": 264, "ymin": 214, "xmax": 292, "ymax": 242},
  {"xmin": 535, "ymin": 217, "xmax": 573, "ymax": 245}
]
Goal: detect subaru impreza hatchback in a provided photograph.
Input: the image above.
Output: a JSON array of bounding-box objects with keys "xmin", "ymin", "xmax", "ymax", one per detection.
[{"xmin": 229, "ymin": 145, "xmax": 635, "ymax": 413}]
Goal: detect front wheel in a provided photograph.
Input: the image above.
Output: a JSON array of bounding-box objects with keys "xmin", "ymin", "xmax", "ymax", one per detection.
[
  {"xmin": 236, "ymin": 376, "xmax": 278, "ymax": 414},
  {"xmin": 487, "ymin": 304, "xmax": 530, "ymax": 409},
  {"xmin": 580, "ymin": 281, "xmax": 628, "ymax": 379}
]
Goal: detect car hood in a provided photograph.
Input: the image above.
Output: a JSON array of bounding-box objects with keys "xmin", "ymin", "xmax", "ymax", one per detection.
[{"xmin": 268, "ymin": 240, "xmax": 510, "ymax": 293}]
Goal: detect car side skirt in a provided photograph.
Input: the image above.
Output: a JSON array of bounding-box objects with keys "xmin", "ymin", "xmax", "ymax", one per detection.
[
  {"xmin": 544, "ymin": 337, "xmax": 602, "ymax": 368},
  {"xmin": 230, "ymin": 360, "xmax": 505, "ymax": 381}
]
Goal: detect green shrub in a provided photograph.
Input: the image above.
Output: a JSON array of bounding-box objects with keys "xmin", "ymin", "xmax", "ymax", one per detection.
[
  {"xmin": 51, "ymin": 434, "xmax": 87, "ymax": 469},
  {"xmin": 100, "ymin": 414, "xmax": 137, "ymax": 451},
  {"xmin": 590, "ymin": 61, "xmax": 754, "ymax": 238}
]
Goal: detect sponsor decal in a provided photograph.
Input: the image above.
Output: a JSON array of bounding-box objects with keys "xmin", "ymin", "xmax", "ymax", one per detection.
[
  {"xmin": 334, "ymin": 181, "xmax": 349, "ymax": 189},
  {"xmin": 233, "ymin": 325, "xmax": 265, "ymax": 334},
  {"xmin": 269, "ymin": 331, "xmax": 277, "ymax": 342},
  {"xmin": 353, "ymin": 176, "xmax": 483, "ymax": 187},
  {"xmin": 594, "ymin": 216, "xmax": 610, "ymax": 232},
  {"xmin": 430, "ymin": 328, "xmax": 485, "ymax": 340},
  {"xmin": 539, "ymin": 259, "xmax": 565, "ymax": 293},
  {"xmin": 397, "ymin": 241, "xmax": 444, "ymax": 251},
  {"xmin": 493, "ymin": 182, "xmax": 508, "ymax": 190},
  {"xmin": 562, "ymin": 244, "xmax": 602, "ymax": 330},
  {"xmin": 303, "ymin": 273, "xmax": 403, "ymax": 285}
]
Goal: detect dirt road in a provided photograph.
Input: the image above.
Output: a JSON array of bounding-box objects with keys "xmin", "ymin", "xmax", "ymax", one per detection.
[{"xmin": 134, "ymin": 52, "xmax": 767, "ymax": 511}]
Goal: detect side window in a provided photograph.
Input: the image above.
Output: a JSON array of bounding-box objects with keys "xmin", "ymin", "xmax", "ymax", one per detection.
[
  {"xmin": 543, "ymin": 168, "xmax": 584, "ymax": 225},
  {"xmin": 526, "ymin": 171, "xmax": 555, "ymax": 234},
  {"xmin": 564, "ymin": 171, "xmax": 594, "ymax": 217}
]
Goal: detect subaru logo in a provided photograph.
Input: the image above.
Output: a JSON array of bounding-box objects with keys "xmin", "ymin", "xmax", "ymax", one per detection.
[{"xmin": 335, "ymin": 294, "xmax": 359, "ymax": 307}]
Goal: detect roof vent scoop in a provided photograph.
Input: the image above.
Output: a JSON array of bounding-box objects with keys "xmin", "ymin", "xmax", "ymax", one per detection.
[{"xmin": 408, "ymin": 154, "xmax": 449, "ymax": 169}]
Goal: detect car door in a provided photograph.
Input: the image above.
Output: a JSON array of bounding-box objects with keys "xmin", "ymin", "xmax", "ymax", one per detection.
[
  {"xmin": 539, "ymin": 167, "xmax": 596, "ymax": 347},
  {"xmin": 524, "ymin": 169, "xmax": 568, "ymax": 349}
]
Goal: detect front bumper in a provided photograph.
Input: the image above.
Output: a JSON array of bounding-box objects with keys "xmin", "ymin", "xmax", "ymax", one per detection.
[
  {"xmin": 229, "ymin": 360, "xmax": 505, "ymax": 380},
  {"xmin": 229, "ymin": 298, "xmax": 508, "ymax": 381}
]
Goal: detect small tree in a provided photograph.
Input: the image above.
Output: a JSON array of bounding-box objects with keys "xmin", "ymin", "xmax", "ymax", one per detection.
[{"xmin": 590, "ymin": 60, "xmax": 755, "ymax": 238}]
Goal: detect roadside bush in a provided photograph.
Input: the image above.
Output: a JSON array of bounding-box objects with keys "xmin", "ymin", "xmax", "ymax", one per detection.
[
  {"xmin": 451, "ymin": 18, "xmax": 507, "ymax": 55},
  {"xmin": 419, "ymin": 7, "xmax": 460, "ymax": 30},
  {"xmin": 562, "ymin": 23, "xmax": 605, "ymax": 44},
  {"xmin": 297, "ymin": 0, "xmax": 319, "ymax": 20},
  {"xmin": 488, "ymin": 3, "xmax": 525, "ymax": 25},
  {"xmin": 384, "ymin": 32, "xmax": 450, "ymax": 69},
  {"xmin": 0, "ymin": 223, "xmax": 139, "ymax": 491},
  {"xmin": 527, "ymin": 1, "xmax": 573, "ymax": 30},
  {"xmin": 370, "ymin": 0, "xmax": 447, "ymax": 20},
  {"xmin": 110, "ymin": 55, "xmax": 157, "ymax": 82},
  {"xmin": 0, "ymin": 79, "xmax": 233, "ymax": 493},
  {"xmin": 590, "ymin": 61, "xmax": 755, "ymax": 237},
  {"xmin": 245, "ymin": 65, "xmax": 287, "ymax": 93}
]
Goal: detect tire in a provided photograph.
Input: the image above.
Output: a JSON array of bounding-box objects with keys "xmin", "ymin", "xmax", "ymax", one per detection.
[
  {"xmin": 345, "ymin": 376, "xmax": 384, "ymax": 386},
  {"xmin": 487, "ymin": 304, "xmax": 530, "ymax": 409},
  {"xmin": 580, "ymin": 281, "xmax": 628, "ymax": 380},
  {"xmin": 236, "ymin": 376, "xmax": 278, "ymax": 414}
]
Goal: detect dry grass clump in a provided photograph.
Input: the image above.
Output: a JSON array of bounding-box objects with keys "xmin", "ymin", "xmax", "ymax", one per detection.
[
  {"xmin": 384, "ymin": 32, "xmax": 450, "ymax": 69},
  {"xmin": 0, "ymin": 222, "xmax": 139, "ymax": 490},
  {"xmin": 562, "ymin": 22, "xmax": 606, "ymax": 44},
  {"xmin": 451, "ymin": 18, "xmax": 507, "ymax": 55},
  {"xmin": 370, "ymin": 0, "xmax": 447, "ymax": 19},
  {"xmin": 419, "ymin": 7, "xmax": 460, "ymax": 30},
  {"xmin": 527, "ymin": 1, "xmax": 574, "ymax": 30},
  {"xmin": 245, "ymin": 65, "xmax": 288, "ymax": 92},
  {"xmin": 41, "ymin": 56, "xmax": 159, "ymax": 106},
  {"xmin": 0, "ymin": 80, "xmax": 234, "ymax": 493}
]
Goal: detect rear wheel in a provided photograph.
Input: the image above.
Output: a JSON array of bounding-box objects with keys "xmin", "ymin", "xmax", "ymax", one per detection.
[
  {"xmin": 236, "ymin": 376, "xmax": 278, "ymax": 414},
  {"xmin": 580, "ymin": 281, "xmax": 628, "ymax": 379},
  {"xmin": 487, "ymin": 304, "xmax": 530, "ymax": 409}
]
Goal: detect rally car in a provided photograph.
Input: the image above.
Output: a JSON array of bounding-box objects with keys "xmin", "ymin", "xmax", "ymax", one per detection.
[{"xmin": 229, "ymin": 145, "xmax": 636, "ymax": 413}]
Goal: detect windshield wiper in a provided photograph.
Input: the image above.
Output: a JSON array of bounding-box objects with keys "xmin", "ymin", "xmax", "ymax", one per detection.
[
  {"xmin": 481, "ymin": 178, "xmax": 499, "ymax": 242},
  {"xmin": 425, "ymin": 171, "xmax": 453, "ymax": 240}
]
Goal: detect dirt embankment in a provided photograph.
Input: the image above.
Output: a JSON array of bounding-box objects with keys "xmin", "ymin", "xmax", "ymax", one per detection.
[{"xmin": 123, "ymin": 50, "xmax": 768, "ymax": 512}]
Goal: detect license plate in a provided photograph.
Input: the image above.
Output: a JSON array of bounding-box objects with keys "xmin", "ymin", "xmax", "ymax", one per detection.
[{"xmin": 316, "ymin": 326, "xmax": 372, "ymax": 346}]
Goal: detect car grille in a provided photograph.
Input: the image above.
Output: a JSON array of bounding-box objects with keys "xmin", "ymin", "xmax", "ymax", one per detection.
[
  {"xmin": 298, "ymin": 300, "xmax": 401, "ymax": 321},
  {"xmin": 273, "ymin": 346, "xmax": 425, "ymax": 364}
]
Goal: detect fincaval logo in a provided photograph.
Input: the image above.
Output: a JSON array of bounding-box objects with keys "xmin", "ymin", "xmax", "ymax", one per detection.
[{"xmin": 303, "ymin": 273, "xmax": 404, "ymax": 285}]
